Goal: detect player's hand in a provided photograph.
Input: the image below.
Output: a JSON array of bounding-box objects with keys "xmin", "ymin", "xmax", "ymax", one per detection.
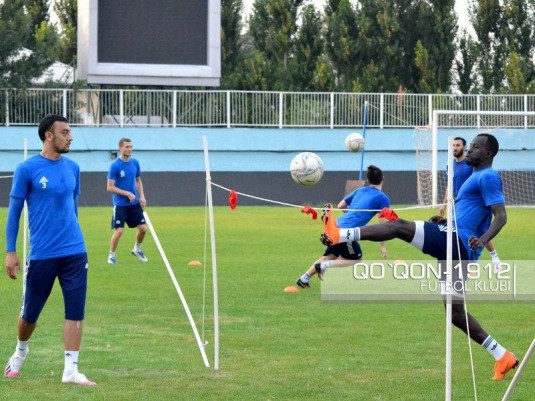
[
  {"xmin": 468, "ymin": 236, "xmax": 484, "ymax": 250},
  {"xmin": 139, "ymin": 197, "xmax": 147, "ymax": 208},
  {"xmin": 438, "ymin": 205, "xmax": 446, "ymax": 216},
  {"xmin": 5, "ymin": 252, "xmax": 20, "ymax": 280},
  {"xmin": 128, "ymin": 192, "xmax": 136, "ymax": 203}
]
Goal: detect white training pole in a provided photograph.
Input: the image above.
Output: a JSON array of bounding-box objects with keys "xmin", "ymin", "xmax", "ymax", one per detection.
[
  {"xmin": 445, "ymin": 136, "xmax": 454, "ymax": 401},
  {"xmin": 432, "ymin": 110, "xmax": 439, "ymax": 206},
  {"xmin": 143, "ymin": 211, "xmax": 210, "ymax": 368},
  {"xmin": 501, "ymin": 338, "xmax": 535, "ymax": 401},
  {"xmin": 202, "ymin": 135, "xmax": 220, "ymax": 370},
  {"xmin": 23, "ymin": 138, "xmax": 28, "ymax": 281}
]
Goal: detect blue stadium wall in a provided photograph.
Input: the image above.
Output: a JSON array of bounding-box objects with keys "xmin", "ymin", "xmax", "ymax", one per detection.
[{"xmin": 1, "ymin": 127, "xmax": 533, "ymax": 207}]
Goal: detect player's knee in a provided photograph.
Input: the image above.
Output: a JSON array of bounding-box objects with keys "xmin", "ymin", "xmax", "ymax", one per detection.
[{"xmin": 139, "ymin": 224, "xmax": 148, "ymax": 234}]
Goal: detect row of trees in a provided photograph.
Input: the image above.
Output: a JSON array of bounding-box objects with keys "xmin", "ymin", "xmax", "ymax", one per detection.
[{"xmin": 1, "ymin": 0, "xmax": 534, "ymax": 94}]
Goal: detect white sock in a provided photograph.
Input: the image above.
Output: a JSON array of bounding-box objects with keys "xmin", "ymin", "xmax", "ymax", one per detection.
[
  {"xmin": 320, "ymin": 261, "xmax": 334, "ymax": 269},
  {"xmin": 109, "ymin": 251, "xmax": 115, "ymax": 257},
  {"xmin": 482, "ymin": 335, "xmax": 506, "ymax": 360},
  {"xmin": 489, "ymin": 250, "xmax": 500, "ymax": 262},
  {"xmin": 64, "ymin": 350, "xmax": 79, "ymax": 375},
  {"xmin": 299, "ymin": 273, "xmax": 312, "ymax": 283},
  {"xmin": 341, "ymin": 227, "xmax": 360, "ymax": 242},
  {"xmin": 134, "ymin": 243, "xmax": 142, "ymax": 251},
  {"xmin": 16, "ymin": 339, "xmax": 29, "ymax": 357}
]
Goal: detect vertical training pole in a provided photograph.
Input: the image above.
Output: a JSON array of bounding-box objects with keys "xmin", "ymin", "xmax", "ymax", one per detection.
[
  {"xmin": 143, "ymin": 211, "xmax": 210, "ymax": 368},
  {"xmin": 501, "ymin": 338, "xmax": 535, "ymax": 401},
  {"xmin": 23, "ymin": 138, "xmax": 28, "ymax": 285},
  {"xmin": 359, "ymin": 101, "xmax": 369, "ymax": 181},
  {"xmin": 445, "ymin": 136, "xmax": 454, "ymax": 401},
  {"xmin": 203, "ymin": 135, "xmax": 220, "ymax": 370},
  {"xmin": 432, "ymin": 110, "xmax": 439, "ymax": 206}
]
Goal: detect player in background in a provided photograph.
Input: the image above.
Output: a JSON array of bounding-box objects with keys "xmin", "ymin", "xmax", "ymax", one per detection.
[
  {"xmin": 4, "ymin": 114, "xmax": 96, "ymax": 385},
  {"xmin": 296, "ymin": 165, "xmax": 390, "ymax": 288},
  {"xmin": 320, "ymin": 133, "xmax": 518, "ymax": 381},
  {"xmin": 107, "ymin": 138, "xmax": 148, "ymax": 264},
  {"xmin": 439, "ymin": 137, "xmax": 501, "ymax": 271}
]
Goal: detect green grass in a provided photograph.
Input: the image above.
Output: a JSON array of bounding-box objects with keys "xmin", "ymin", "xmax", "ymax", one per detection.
[{"xmin": 1, "ymin": 206, "xmax": 534, "ymax": 400}]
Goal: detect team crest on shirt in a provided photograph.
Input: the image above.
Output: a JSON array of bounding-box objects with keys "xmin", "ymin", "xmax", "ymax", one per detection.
[
  {"xmin": 120, "ymin": 170, "xmax": 125, "ymax": 178},
  {"xmin": 39, "ymin": 176, "xmax": 48, "ymax": 189}
]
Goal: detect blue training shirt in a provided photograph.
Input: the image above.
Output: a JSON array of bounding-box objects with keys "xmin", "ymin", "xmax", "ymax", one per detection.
[
  {"xmin": 454, "ymin": 167, "xmax": 505, "ymax": 260},
  {"xmin": 452, "ymin": 159, "xmax": 473, "ymax": 198},
  {"xmin": 8, "ymin": 154, "xmax": 86, "ymax": 259},
  {"xmin": 337, "ymin": 186, "xmax": 390, "ymax": 228},
  {"xmin": 107, "ymin": 158, "xmax": 141, "ymax": 206}
]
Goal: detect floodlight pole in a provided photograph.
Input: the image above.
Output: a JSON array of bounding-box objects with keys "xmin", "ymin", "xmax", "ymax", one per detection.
[{"xmin": 203, "ymin": 135, "xmax": 220, "ymax": 370}]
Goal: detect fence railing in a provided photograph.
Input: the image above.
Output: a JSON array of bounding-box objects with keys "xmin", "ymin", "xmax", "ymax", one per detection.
[{"xmin": 2, "ymin": 89, "xmax": 535, "ymax": 128}]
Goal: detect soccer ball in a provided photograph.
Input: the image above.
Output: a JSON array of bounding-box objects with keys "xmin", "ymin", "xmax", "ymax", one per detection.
[
  {"xmin": 345, "ymin": 132, "xmax": 365, "ymax": 152},
  {"xmin": 290, "ymin": 152, "xmax": 324, "ymax": 186}
]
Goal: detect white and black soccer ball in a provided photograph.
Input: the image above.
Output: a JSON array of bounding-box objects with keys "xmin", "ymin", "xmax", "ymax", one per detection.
[
  {"xmin": 345, "ymin": 132, "xmax": 365, "ymax": 152},
  {"xmin": 290, "ymin": 152, "xmax": 324, "ymax": 186}
]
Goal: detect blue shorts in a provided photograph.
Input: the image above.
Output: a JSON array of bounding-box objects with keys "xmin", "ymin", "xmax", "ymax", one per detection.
[
  {"xmin": 111, "ymin": 204, "xmax": 146, "ymax": 229},
  {"xmin": 324, "ymin": 241, "xmax": 363, "ymax": 260},
  {"xmin": 22, "ymin": 252, "xmax": 88, "ymax": 324},
  {"xmin": 411, "ymin": 221, "xmax": 470, "ymax": 298}
]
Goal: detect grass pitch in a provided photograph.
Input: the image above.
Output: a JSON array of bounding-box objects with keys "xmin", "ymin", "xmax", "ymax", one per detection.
[{"xmin": 1, "ymin": 206, "xmax": 534, "ymax": 400}]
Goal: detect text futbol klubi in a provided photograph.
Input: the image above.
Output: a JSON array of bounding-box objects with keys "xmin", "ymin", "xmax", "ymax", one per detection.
[{"xmin": 318, "ymin": 260, "xmax": 535, "ymax": 302}]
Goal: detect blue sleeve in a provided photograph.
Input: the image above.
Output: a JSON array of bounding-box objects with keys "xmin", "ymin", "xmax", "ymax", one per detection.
[
  {"xmin": 481, "ymin": 170, "xmax": 505, "ymax": 206},
  {"xmin": 135, "ymin": 159, "xmax": 141, "ymax": 178},
  {"xmin": 6, "ymin": 196, "xmax": 24, "ymax": 252}
]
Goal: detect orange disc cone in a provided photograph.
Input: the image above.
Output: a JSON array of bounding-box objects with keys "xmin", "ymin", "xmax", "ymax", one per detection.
[
  {"xmin": 284, "ymin": 286, "xmax": 299, "ymax": 293},
  {"xmin": 188, "ymin": 260, "xmax": 202, "ymax": 266}
]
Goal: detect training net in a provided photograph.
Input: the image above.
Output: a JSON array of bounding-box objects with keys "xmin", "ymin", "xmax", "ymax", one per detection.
[{"xmin": 415, "ymin": 110, "xmax": 535, "ymax": 207}]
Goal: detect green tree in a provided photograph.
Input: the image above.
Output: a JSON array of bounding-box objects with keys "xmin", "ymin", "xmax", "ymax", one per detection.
[
  {"xmin": 247, "ymin": 0, "xmax": 304, "ymax": 90},
  {"xmin": 408, "ymin": 0, "xmax": 456, "ymax": 93},
  {"xmin": 470, "ymin": 0, "xmax": 507, "ymax": 92},
  {"xmin": 0, "ymin": 0, "xmax": 58, "ymax": 88},
  {"xmin": 221, "ymin": 0, "xmax": 245, "ymax": 89},
  {"xmin": 324, "ymin": 0, "xmax": 361, "ymax": 91},
  {"xmin": 289, "ymin": 4, "xmax": 324, "ymax": 91},
  {"xmin": 455, "ymin": 30, "xmax": 479, "ymax": 94},
  {"xmin": 53, "ymin": 0, "xmax": 77, "ymax": 65}
]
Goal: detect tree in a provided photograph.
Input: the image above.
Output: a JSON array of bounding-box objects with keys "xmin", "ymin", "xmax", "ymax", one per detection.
[
  {"xmin": 221, "ymin": 0, "xmax": 245, "ymax": 89},
  {"xmin": 289, "ymin": 4, "xmax": 325, "ymax": 91},
  {"xmin": 53, "ymin": 0, "xmax": 77, "ymax": 65},
  {"xmin": 455, "ymin": 30, "xmax": 479, "ymax": 94},
  {"xmin": 247, "ymin": 0, "xmax": 304, "ymax": 90},
  {"xmin": 0, "ymin": 0, "xmax": 59, "ymax": 88},
  {"xmin": 324, "ymin": 0, "xmax": 361, "ymax": 91}
]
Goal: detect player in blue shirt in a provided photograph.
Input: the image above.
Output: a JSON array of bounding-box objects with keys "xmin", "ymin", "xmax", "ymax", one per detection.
[
  {"xmin": 4, "ymin": 115, "xmax": 95, "ymax": 385},
  {"xmin": 439, "ymin": 137, "xmax": 501, "ymax": 270},
  {"xmin": 107, "ymin": 138, "xmax": 148, "ymax": 264},
  {"xmin": 321, "ymin": 133, "xmax": 518, "ymax": 381},
  {"xmin": 296, "ymin": 165, "xmax": 390, "ymax": 288}
]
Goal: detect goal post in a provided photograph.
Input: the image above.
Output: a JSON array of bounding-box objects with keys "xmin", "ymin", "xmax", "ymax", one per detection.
[{"xmin": 415, "ymin": 110, "xmax": 535, "ymax": 207}]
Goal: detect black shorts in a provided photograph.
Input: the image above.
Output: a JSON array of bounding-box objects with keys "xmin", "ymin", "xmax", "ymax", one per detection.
[
  {"xmin": 111, "ymin": 204, "xmax": 146, "ymax": 229},
  {"xmin": 324, "ymin": 241, "xmax": 363, "ymax": 260}
]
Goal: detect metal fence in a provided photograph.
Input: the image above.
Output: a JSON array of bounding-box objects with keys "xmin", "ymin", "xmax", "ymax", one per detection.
[{"xmin": 2, "ymin": 88, "xmax": 535, "ymax": 128}]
